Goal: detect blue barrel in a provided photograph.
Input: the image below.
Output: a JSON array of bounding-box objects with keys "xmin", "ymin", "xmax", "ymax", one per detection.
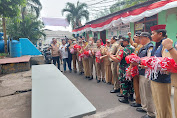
[
  {"xmin": 10, "ymin": 40, "xmax": 22, "ymax": 57},
  {"xmin": 0, "ymin": 32, "xmax": 4, "ymax": 53},
  {"xmin": 0, "ymin": 39, "xmax": 4, "ymax": 53},
  {"xmin": 0, "ymin": 32, "xmax": 3, "ymax": 37}
]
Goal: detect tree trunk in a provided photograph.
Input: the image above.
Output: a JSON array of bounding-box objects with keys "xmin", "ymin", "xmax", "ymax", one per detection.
[
  {"xmin": 2, "ymin": 17, "xmax": 7, "ymax": 53},
  {"xmin": 73, "ymin": 21, "xmax": 77, "ymax": 29},
  {"xmin": 78, "ymin": 20, "xmax": 82, "ymax": 27},
  {"xmin": 21, "ymin": 7, "xmax": 26, "ymax": 21}
]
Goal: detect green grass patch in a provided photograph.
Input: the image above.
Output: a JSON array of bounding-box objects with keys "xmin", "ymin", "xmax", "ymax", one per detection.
[{"xmin": 0, "ymin": 53, "xmax": 8, "ymax": 57}]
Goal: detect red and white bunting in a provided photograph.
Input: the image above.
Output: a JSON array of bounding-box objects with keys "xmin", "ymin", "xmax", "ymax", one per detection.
[{"xmin": 72, "ymin": 0, "xmax": 177, "ymax": 34}]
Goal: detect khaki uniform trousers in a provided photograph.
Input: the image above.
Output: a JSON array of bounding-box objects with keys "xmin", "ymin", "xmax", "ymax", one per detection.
[
  {"xmin": 111, "ymin": 62, "xmax": 119, "ymax": 90},
  {"xmin": 96, "ymin": 61, "xmax": 105, "ymax": 80},
  {"xmin": 105, "ymin": 64, "xmax": 112, "ymax": 83},
  {"xmin": 77, "ymin": 53, "xmax": 83, "ymax": 73},
  {"xmin": 88, "ymin": 56, "xmax": 97, "ymax": 77},
  {"xmin": 151, "ymin": 81, "xmax": 172, "ymax": 118},
  {"xmin": 82, "ymin": 58, "xmax": 90, "ymax": 77},
  {"xmin": 104, "ymin": 57, "xmax": 112, "ymax": 83},
  {"xmin": 171, "ymin": 73, "xmax": 177, "ymax": 118},
  {"xmin": 139, "ymin": 75, "xmax": 155, "ymax": 117},
  {"xmin": 72, "ymin": 54, "xmax": 78, "ymax": 71},
  {"xmin": 133, "ymin": 75, "xmax": 141, "ymax": 104}
]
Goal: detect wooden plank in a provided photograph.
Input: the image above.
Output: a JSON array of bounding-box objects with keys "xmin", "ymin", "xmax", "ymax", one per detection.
[
  {"xmin": 0, "ymin": 56, "xmax": 31, "ymax": 65},
  {"xmin": 32, "ymin": 64, "xmax": 96, "ymax": 118}
]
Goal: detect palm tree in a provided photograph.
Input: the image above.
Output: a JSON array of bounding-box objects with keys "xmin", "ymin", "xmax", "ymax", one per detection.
[
  {"xmin": 62, "ymin": 1, "xmax": 89, "ymax": 29},
  {"xmin": 22, "ymin": 0, "xmax": 42, "ymax": 20}
]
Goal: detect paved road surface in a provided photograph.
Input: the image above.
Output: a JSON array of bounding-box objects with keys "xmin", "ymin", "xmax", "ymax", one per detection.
[
  {"xmin": 61, "ymin": 62, "xmax": 175, "ymax": 118},
  {"xmin": 63, "ymin": 70, "xmax": 145, "ymax": 118},
  {"xmin": 0, "ymin": 64, "xmax": 174, "ymax": 118}
]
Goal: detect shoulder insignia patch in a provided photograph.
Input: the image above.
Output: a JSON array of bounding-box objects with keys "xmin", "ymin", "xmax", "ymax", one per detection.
[{"xmin": 119, "ymin": 51, "xmax": 122, "ymax": 55}]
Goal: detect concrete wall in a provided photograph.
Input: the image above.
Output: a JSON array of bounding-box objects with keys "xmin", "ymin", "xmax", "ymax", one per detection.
[
  {"xmin": 130, "ymin": 22, "xmax": 135, "ymax": 38},
  {"xmin": 128, "ymin": 8, "xmax": 177, "ymax": 43},
  {"xmin": 158, "ymin": 8, "xmax": 177, "ymax": 43},
  {"xmin": 98, "ymin": 32, "xmax": 100, "ymax": 39},
  {"xmin": 89, "ymin": 32, "xmax": 93, "ymax": 38},
  {"xmin": 106, "ymin": 30, "xmax": 108, "ymax": 39}
]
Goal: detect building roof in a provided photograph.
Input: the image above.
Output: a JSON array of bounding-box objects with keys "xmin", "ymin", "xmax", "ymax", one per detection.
[
  {"xmin": 75, "ymin": 0, "xmax": 160, "ymax": 30},
  {"xmin": 44, "ymin": 30, "xmax": 72, "ymax": 38},
  {"xmin": 86, "ymin": 0, "xmax": 160, "ymax": 25}
]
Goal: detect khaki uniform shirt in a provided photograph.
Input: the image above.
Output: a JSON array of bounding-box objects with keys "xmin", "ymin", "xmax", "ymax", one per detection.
[
  {"xmin": 161, "ymin": 46, "xmax": 177, "ymax": 86},
  {"xmin": 85, "ymin": 43, "xmax": 97, "ymax": 58},
  {"xmin": 110, "ymin": 42, "xmax": 120, "ymax": 62},
  {"xmin": 94, "ymin": 45, "xmax": 104, "ymax": 63},
  {"xmin": 77, "ymin": 41, "xmax": 83, "ymax": 57},
  {"xmin": 51, "ymin": 43, "xmax": 60, "ymax": 57},
  {"xmin": 110, "ymin": 42, "xmax": 119, "ymax": 55},
  {"xmin": 85, "ymin": 43, "xmax": 97, "ymax": 51},
  {"xmin": 133, "ymin": 43, "xmax": 143, "ymax": 55},
  {"xmin": 103, "ymin": 46, "xmax": 112, "ymax": 66},
  {"xmin": 70, "ymin": 43, "xmax": 77, "ymax": 55},
  {"xmin": 94, "ymin": 45, "xmax": 104, "ymax": 53}
]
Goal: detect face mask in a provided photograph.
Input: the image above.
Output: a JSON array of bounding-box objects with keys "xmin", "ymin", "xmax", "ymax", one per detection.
[
  {"xmin": 89, "ymin": 41, "xmax": 92, "ymax": 44},
  {"xmin": 73, "ymin": 41, "xmax": 76, "ymax": 43}
]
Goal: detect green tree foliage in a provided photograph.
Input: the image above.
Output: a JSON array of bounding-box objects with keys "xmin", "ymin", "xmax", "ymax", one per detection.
[
  {"xmin": 0, "ymin": 0, "xmax": 26, "ymax": 18},
  {"xmin": 21, "ymin": 0, "xmax": 42, "ymax": 20},
  {"xmin": 0, "ymin": 0, "xmax": 26, "ymax": 53},
  {"xmin": 62, "ymin": 1, "xmax": 89, "ymax": 29},
  {"xmin": 110, "ymin": 0, "xmax": 148, "ymax": 13},
  {"xmin": 7, "ymin": 15, "xmax": 46, "ymax": 44},
  {"xmin": 0, "ymin": 19, "xmax": 2, "ymax": 32},
  {"xmin": 94, "ymin": 8, "xmax": 111, "ymax": 19}
]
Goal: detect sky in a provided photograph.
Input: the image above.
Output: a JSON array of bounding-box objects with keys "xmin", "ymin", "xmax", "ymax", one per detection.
[{"xmin": 40, "ymin": 0, "xmax": 118, "ymax": 32}]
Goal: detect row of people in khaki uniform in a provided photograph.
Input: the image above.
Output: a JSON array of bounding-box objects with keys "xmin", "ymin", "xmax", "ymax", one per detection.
[
  {"xmin": 51, "ymin": 24, "xmax": 177, "ymax": 118},
  {"xmin": 73, "ymin": 36, "xmax": 121, "ymax": 85}
]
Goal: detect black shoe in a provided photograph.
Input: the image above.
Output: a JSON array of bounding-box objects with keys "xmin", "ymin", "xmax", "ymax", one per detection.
[
  {"xmin": 130, "ymin": 103, "xmax": 142, "ymax": 107},
  {"xmin": 136, "ymin": 108, "xmax": 146, "ymax": 113},
  {"xmin": 97, "ymin": 80, "xmax": 101, "ymax": 83},
  {"xmin": 110, "ymin": 88, "xmax": 120, "ymax": 93},
  {"xmin": 79, "ymin": 72, "xmax": 82, "ymax": 75},
  {"xmin": 96, "ymin": 76, "xmax": 97, "ymax": 80},
  {"xmin": 117, "ymin": 93, "xmax": 124, "ymax": 97},
  {"xmin": 85, "ymin": 76, "xmax": 88, "ymax": 79},
  {"xmin": 129, "ymin": 94, "xmax": 134, "ymax": 102},
  {"xmin": 118, "ymin": 97, "xmax": 129, "ymax": 104},
  {"xmin": 102, "ymin": 79, "xmax": 106, "ymax": 83},
  {"xmin": 88, "ymin": 76, "xmax": 93, "ymax": 80},
  {"xmin": 107, "ymin": 82, "xmax": 111, "ymax": 85},
  {"xmin": 141, "ymin": 114, "xmax": 155, "ymax": 118}
]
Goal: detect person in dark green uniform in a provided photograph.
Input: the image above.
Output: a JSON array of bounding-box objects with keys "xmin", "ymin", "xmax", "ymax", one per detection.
[{"xmin": 109, "ymin": 37, "xmax": 134, "ymax": 103}]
